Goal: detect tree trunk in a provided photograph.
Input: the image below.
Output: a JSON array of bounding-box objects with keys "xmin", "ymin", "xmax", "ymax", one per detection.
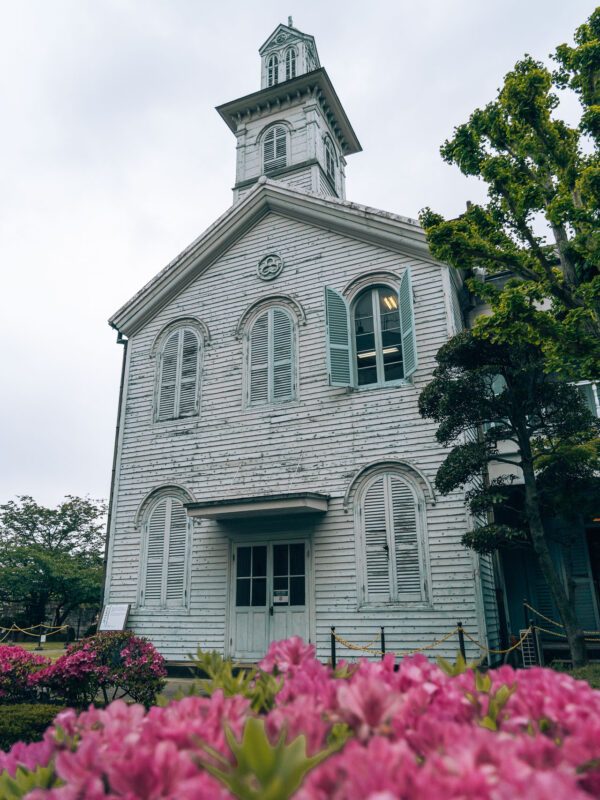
[{"xmin": 519, "ymin": 447, "xmax": 587, "ymax": 667}]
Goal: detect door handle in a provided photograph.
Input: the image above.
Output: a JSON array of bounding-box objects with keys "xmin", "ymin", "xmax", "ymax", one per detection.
[{"xmin": 269, "ymin": 605, "xmax": 273, "ymax": 616}]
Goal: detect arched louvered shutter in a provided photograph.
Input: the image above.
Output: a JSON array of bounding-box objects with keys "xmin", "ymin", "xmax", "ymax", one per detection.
[
  {"xmin": 272, "ymin": 309, "xmax": 294, "ymax": 400},
  {"xmin": 158, "ymin": 333, "xmax": 179, "ymax": 419},
  {"xmin": 264, "ymin": 126, "xmax": 287, "ymax": 171},
  {"xmin": 249, "ymin": 308, "xmax": 294, "ymax": 404},
  {"xmin": 398, "ymin": 268, "xmax": 418, "ymax": 378},
  {"xmin": 286, "ymin": 48, "xmax": 296, "ymax": 80},
  {"xmin": 390, "ymin": 477, "xmax": 422, "ymax": 601},
  {"xmin": 324, "ymin": 287, "xmax": 353, "ymax": 387},
  {"xmin": 178, "ymin": 330, "xmax": 200, "ymax": 416},
  {"xmin": 267, "ymin": 54, "xmax": 278, "ymax": 87},
  {"xmin": 364, "ymin": 477, "xmax": 392, "ymax": 602},
  {"xmin": 144, "ymin": 499, "xmax": 167, "ymax": 606},
  {"xmin": 250, "ymin": 312, "xmax": 269, "ymax": 403},
  {"xmin": 143, "ymin": 497, "xmax": 188, "ymax": 608},
  {"xmin": 166, "ymin": 500, "xmax": 188, "ymax": 606},
  {"xmin": 157, "ymin": 328, "xmax": 200, "ymax": 420},
  {"xmin": 361, "ymin": 473, "xmax": 424, "ymax": 604}
]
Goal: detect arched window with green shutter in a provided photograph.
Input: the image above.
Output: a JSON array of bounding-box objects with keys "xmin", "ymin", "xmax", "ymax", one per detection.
[
  {"xmin": 156, "ymin": 326, "xmax": 202, "ymax": 421},
  {"xmin": 358, "ymin": 471, "xmax": 426, "ymax": 605},
  {"xmin": 248, "ymin": 307, "xmax": 295, "ymax": 405},
  {"xmin": 141, "ymin": 495, "xmax": 190, "ymax": 609}
]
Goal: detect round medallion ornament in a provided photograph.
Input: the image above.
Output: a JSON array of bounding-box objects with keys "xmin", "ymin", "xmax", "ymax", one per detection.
[{"xmin": 257, "ymin": 253, "xmax": 284, "ymax": 281}]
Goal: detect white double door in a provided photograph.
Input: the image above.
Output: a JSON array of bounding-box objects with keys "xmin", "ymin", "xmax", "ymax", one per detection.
[{"xmin": 230, "ymin": 540, "xmax": 310, "ymax": 661}]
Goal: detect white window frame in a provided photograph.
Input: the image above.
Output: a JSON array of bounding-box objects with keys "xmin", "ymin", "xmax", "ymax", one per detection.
[
  {"xmin": 245, "ymin": 305, "xmax": 297, "ymax": 407},
  {"xmin": 154, "ymin": 323, "xmax": 203, "ymax": 422},
  {"xmin": 138, "ymin": 492, "xmax": 192, "ymax": 612},
  {"xmin": 354, "ymin": 468, "xmax": 430, "ymax": 609},
  {"xmin": 574, "ymin": 381, "xmax": 600, "ymax": 417},
  {"xmin": 351, "ymin": 284, "xmax": 405, "ymax": 388}
]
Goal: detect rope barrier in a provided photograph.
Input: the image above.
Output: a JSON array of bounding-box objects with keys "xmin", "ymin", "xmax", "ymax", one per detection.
[
  {"xmin": 462, "ymin": 627, "xmax": 533, "ymax": 655},
  {"xmin": 0, "ymin": 623, "xmax": 68, "ymax": 640},
  {"xmin": 533, "ymin": 624, "xmax": 600, "ymax": 643},
  {"xmin": 523, "ymin": 602, "xmax": 563, "ymax": 629},
  {"xmin": 332, "ymin": 627, "xmax": 460, "ymax": 657}
]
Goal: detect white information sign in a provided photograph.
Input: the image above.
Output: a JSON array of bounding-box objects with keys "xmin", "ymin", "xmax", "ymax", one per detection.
[
  {"xmin": 40, "ymin": 634, "xmax": 47, "ymax": 643},
  {"xmin": 99, "ymin": 604, "xmax": 130, "ymax": 632}
]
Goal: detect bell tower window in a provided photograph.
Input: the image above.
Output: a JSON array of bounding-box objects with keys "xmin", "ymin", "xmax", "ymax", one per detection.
[
  {"xmin": 285, "ymin": 48, "xmax": 297, "ymax": 80},
  {"xmin": 324, "ymin": 137, "xmax": 336, "ymax": 183},
  {"xmin": 267, "ymin": 54, "xmax": 279, "ymax": 87},
  {"xmin": 263, "ymin": 125, "xmax": 288, "ymax": 172}
]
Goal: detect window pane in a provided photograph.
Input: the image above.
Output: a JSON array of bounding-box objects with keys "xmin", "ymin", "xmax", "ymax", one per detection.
[
  {"xmin": 252, "ymin": 577, "xmax": 267, "ymax": 606},
  {"xmin": 355, "ymin": 290, "xmax": 378, "ymax": 386},
  {"xmin": 237, "ymin": 547, "xmax": 251, "ymax": 578},
  {"xmin": 252, "ymin": 546, "xmax": 267, "ymax": 576},
  {"xmin": 273, "ymin": 544, "xmax": 288, "ymax": 576},
  {"xmin": 290, "ymin": 576, "xmax": 305, "ymax": 606},
  {"xmin": 290, "ymin": 543, "xmax": 304, "ymax": 575},
  {"xmin": 273, "ymin": 576, "xmax": 288, "ymax": 592},
  {"xmin": 236, "ymin": 578, "xmax": 250, "ymax": 607}
]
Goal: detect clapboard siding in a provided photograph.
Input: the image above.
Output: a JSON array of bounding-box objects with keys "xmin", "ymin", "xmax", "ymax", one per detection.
[{"xmin": 106, "ymin": 209, "xmax": 488, "ymax": 661}]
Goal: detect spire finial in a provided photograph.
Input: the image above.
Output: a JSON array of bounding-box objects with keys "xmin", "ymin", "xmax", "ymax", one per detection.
[{"xmin": 288, "ymin": 16, "xmax": 293, "ymax": 27}]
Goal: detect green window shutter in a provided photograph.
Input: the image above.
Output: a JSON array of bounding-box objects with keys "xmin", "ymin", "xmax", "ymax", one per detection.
[
  {"xmin": 363, "ymin": 477, "xmax": 391, "ymax": 602},
  {"xmin": 272, "ymin": 308, "xmax": 294, "ymax": 401},
  {"xmin": 144, "ymin": 499, "xmax": 167, "ymax": 605},
  {"xmin": 250, "ymin": 311, "xmax": 269, "ymax": 403},
  {"xmin": 178, "ymin": 330, "xmax": 200, "ymax": 416},
  {"xmin": 324, "ymin": 287, "xmax": 353, "ymax": 387},
  {"xmin": 158, "ymin": 332, "xmax": 180, "ymax": 420},
  {"xmin": 166, "ymin": 500, "xmax": 188, "ymax": 606},
  {"xmin": 390, "ymin": 477, "xmax": 422, "ymax": 601},
  {"xmin": 398, "ymin": 268, "xmax": 418, "ymax": 378}
]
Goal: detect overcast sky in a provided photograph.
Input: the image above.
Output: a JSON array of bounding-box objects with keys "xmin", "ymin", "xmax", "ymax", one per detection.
[{"xmin": 0, "ymin": 0, "xmax": 596, "ymax": 507}]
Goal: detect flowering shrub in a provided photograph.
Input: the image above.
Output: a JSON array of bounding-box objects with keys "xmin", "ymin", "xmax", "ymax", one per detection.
[
  {"xmin": 0, "ymin": 647, "xmax": 48, "ymax": 704},
  {"xmin": 34, "ymin": 631, "xmax": 167, "ymax": 707},
  {"xmin": 2, "ymin": 636, "xmax": 600, "ymax": 798}
]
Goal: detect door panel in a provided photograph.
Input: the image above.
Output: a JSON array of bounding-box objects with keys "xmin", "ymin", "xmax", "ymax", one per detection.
[{"xmin": 232, "ymin": 541, "xmax": 309, "ymax": 660}]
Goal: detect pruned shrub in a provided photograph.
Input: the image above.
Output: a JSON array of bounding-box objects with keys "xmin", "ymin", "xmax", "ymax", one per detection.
[
  {"xmin": 0, "ymin": 647, "xmax": 49, "ymax": 704},
  {"xmin": 0, "ymin": 704, "xmax": 64, "ymax": 751}
]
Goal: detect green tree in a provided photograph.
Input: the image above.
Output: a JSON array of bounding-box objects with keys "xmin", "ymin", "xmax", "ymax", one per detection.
[
  {"xmin": 418, "ymin": 331, "xmax": 600, "ymax": 667},
  {"xmin": 0, "ymin": 495, "xmax": 106, "ymax": 627},
  {"xmin": 420, "ymin": 8, "xmax": 600, "ymax": 379}
]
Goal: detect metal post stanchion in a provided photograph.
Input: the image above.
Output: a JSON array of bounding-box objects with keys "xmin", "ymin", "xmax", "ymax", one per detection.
[
  {"xmin": 457, "ymin": 621, "xmax": 466, "ymax": 660},
  {"xmin": 380, "ymin": 626, "xmax": 386, "ymax": 661},
  {"xmin": 330, "ymin": 626, "xmax": 336, "ymax": 670}
]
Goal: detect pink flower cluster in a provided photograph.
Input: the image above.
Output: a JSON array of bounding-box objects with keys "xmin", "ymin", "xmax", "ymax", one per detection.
[
  {"xmin": 0, "ymin": 646, "xmax": 48, "ymax": 702},
  {"xmin": 2, "ymin": 636, "xmax": 600, "ymax": 799}
]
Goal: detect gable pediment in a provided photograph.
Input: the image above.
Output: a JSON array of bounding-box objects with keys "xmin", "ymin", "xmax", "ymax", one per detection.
[{"xmin": 109, "ymin": 180, "xmax": 437, "ymax": 337}]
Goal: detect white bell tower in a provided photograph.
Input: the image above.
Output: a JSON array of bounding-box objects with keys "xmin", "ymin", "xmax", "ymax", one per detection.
[{"xmin": 217, "ymin": 21, "xmax": 362, "ymax": 203}]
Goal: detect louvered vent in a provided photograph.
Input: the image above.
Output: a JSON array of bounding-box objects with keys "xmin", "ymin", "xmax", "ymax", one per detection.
[
  {"xmin": 286, "ymin": 48, "xmax": 296, "ymax": 80},
  {"xmin": 158, "ymin": 333, "xmax": 179, "ymax": 420},
  {"xmin": 267, "ymin": 54, "xmax": 278, "ymax": 87},
  {"xmin": 249, "ymin": 308, "xmax": 294, "ymax": 404},
  {"xmin": 264, "ymin": 126, "xmax": 287, "ymax": 171},
  {"xmin": 364, "ymin": 477, "xmax": 391, "ymax": 602},
  {"xmin": 390, "ymin": 477, "xmax": 421, "ymax": 600},
  {"xmin": 178, "ymin": 330, "xmax": 199, "ymax": 416}
]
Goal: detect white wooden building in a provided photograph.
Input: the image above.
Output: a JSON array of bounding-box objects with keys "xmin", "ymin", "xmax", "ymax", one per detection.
[{"xmin": 103, "ymin": 22, "xmax": 500, "ymax": 663}]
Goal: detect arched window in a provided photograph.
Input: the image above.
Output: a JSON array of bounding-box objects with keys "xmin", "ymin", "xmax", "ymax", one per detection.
[
  {"xmin": 353, "ymin": 286, "xmax": 404, "ymax": 386},
  {"xmin": 285, "ymin": 48, "xmax": 297, "ymax": 80},
  {"xmin": 248, "ymin": 307, "xmax": 295, "ymax": 404},
  {"xmin": 324, "ymin": 136, "xmax": 335, "ymax": 183},
  {"xmin": 156, "ymin": 326, "xmax": 202, "ymax": 420},
  {"xmin": 141, "ymin": 494, "xmax": 190, "ymax": 608},
  {"xmin": 263, "ymin": 125, "xmax": 287, "ymax": 172},
  {"xmin": 358, "ymin": 471, "xmax": 426, "ymax": 604},
  {"xmin": 267, "ymin": 54, "xmax": 279, "ymax": 87}
]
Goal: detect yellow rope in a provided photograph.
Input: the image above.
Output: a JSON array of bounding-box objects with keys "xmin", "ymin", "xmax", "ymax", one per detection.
[
  {"xmin": 332, "ymin": 627, "xmax": 460, "ymax": 657},
  {"xmin": 362, "ymin": 630, "xmax": 382, "ymax": 648},
  {"xmin": 523, "ymin": 602, "xmax": 563, "ymax": 629},
  {"xmin": 533, "ymin": 625, "xmax": 600, "ymax": 643},
  {"xmin": 462, "ymin": 627, "xmax": 533, "ymax": 654},
  {"xmin": 0, "ymin": 623, "xmax": 68, "ymax": 640}
]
